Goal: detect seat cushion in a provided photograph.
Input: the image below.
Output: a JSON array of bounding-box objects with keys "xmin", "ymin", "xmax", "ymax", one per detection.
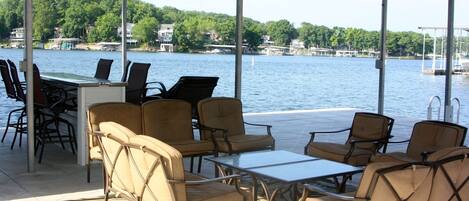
[
  {"xmin": 185, "ymin": 173, "xmax": 244, "ymax": 201},
  {"xmin": 371, "ymin": 152, "xmax": 418, "ymax": 163},
  {"xmin": 89, "ymin": 146, "xmax": 102, "ymax": 160},
  {"xmin": 307, "ymin": 142, "xmax": 373, "ymax": 166},
  {"xmin": 168, "ymin": 140, "xmax": 214, "ymax": 156},
  {"xmin": 216, "ymin": 134, "xmax": 274, "ymax": 153}
]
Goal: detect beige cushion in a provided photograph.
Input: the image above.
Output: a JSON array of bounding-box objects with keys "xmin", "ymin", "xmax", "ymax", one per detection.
[
  {"xmin": 99, "ymin": 122, "xmax": 137, "ymax": 197},
  {"xmin": 168, "ymin": 140, "xmax": 214, "ymax": 156},
  {"xmin": 307, "ymin": 142, "xmax": 373, "ymax": 166},
  {"xmin": 87, "ymin": 102, "xmax": 143, "ymax": 150},
  {"xmin": 215, "ymin": 135, "xmax": 274, "ymax": 153},
  {"xmin": 89, "ymin": 146, "xmax": 102, "ymax": 160},
  {"xmin": 347, "ymin": 113, "xmax": 391, "ymax": 151},
  {"xmin": 198, "ymin": 97, "xmax": 246, "ymax": 141},
  {"xmin": 185, "ymin": 173, "xmax": 244, "ymax": 201},
  {"xmin": 142, "ymin": 100, "xmax": 194, "ymax": 142},
  {"xmin": 129, "ymin": 135, "xmax": 186, "ymax": 201},
  {"xmin": 406, "ymin": 121, "xmax": 466, "ymax": 161}
]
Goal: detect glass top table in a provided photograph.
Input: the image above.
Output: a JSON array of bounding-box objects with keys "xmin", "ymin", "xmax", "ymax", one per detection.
[
  {"xmin": 41, "ymin": 72, "xmax": 126, "ymax": 87},
  {"xmin": 206, "ymin": 150, "xmax": 363, "ymax": 201}
]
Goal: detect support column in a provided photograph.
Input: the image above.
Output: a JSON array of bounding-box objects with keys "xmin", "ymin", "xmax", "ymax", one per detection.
[
  {"xmin": 377, "ymin": 0, "xmax": 388, "ymax": 115},
  {"xmin": 121, "ymin": 0, "xmax": 128, "ymax": 79},
  {"xmin": 444, "ymin": 0, "xmax": 455, "ymax": 122},
  {"xmin": 25, "ymin": 0, "xmax": 34, "ymax": 172},
  {"xmin": 234, "ymin": 0, "xmax": 243, "ymax": 99}
]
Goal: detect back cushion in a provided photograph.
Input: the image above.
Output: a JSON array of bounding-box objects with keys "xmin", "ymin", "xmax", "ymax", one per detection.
[
  {"xmin": 407, "ymin": 122, "xmax": 465, "ymax": 160},
  {"xmin": 142, "ymin": 100, "xmax": 193, "ymax": 142},
  {"xmin": 428, "ymin": 147, "xmax": 469, "ymax": 201},
  {"xmin": 348, "ymin": 113, "xmax": 390, "ymax": 150},
  {"xmin": 198, "ymin": 97, "xmax": 245, "ymax": 140},
  {"xmin": 99, "ymin": 122, "xmax": 137, "ymax": 195},
  {"xmin": 129, "ymin": 135, "xmax": 185, "ymax": 201},
  {"xmin": 88, "ymin": 103, "xmax": 143, "ymax": 147}
]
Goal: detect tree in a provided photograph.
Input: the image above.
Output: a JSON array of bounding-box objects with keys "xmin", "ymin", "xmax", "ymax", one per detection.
[
  {"xmin": 173, "ymin": 17, "xmax": 214, "ymax": 52},
  {"xmin": 62, "ymin": 0, "xmax": 88, "ymax": 38},
  {"xmin": 33, "ymin": 0, "xmax": 57, "ymax": 41},
  {"xmin": 133, "ymin": 16, "xmax": 159, "ymax": 45},
  {"xmin": 244, "ymin": 19, "xmax": 264, "ymax": 50},
  {"xmin": 88, "ymin": 13, "xmax": 120, "ymax": 42},
  {"xmin": 215, "ymin": 18, "xmax": 235, "ymax": 45},
  {"xmin": 330, "ymin": 27, "xmax": 346, "ymax": 49},
  {"xmin": 266, "ymin": 20, "xmax": 297, "ymax": 46}
]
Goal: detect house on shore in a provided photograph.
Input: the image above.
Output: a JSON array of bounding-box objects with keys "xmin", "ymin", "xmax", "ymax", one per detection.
[
  {"xmin": 118, "ymin": 23, "xmax": 138, "ymax": 46},
  {"xmin": 10, "ymin": 28, "xmax": 24, "ymax": 48},
  {"xmin": 158, "ymin": 24, "xmax": 174, "ymax": 52}
]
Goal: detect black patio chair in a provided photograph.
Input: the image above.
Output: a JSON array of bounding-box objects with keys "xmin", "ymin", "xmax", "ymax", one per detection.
[
  {"xmin": 94, "ymin": 59, "xmax": 113, "ymax": 80},
  {"xmin": 0, "ymin": 60, "xmax": 26, "ymax": 146},
  {"xmin": 120, "ymin": 60, "xmax": 132, "ymax": 82},
  {"xmin": 6, "ymin": 60, "xmax": 28, "ymax": 149},
  {"xmin": 125, "ymin": 62, "xmax": 151, "ymax": 105},
  {"xmin": 147, "ymin": 76, "xmax": 219, "ymax": 119},
  {"xmin": 32, "ymin": 64, "xmax": 76, "ymax": 163}
]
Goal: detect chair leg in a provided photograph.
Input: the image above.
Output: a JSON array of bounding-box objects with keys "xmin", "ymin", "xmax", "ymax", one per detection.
[
  {"xmin": 87, "ymin": 162, "xmax": 91, "ymax": 183},
  {"xmin": 54, "ymin": 119, "xmax": 66, "ymax": 150},
  {"xmin": 190, "ymin": 157, "xmax": 194, "ymax": 173},
  {"xmin": 1, "ymin": 108, "xmax": 21, "ymax": 142},
  {"xmin": 198, "ymin": 156, "xmax": 203, "ymax": 173}
]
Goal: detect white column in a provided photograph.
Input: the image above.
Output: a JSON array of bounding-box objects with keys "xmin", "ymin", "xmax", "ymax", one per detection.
[
  {"xmin": 234, "ymin": 0, "xmax": 243, "ymax": 99},
  {"xmin": 444, "ymin": 0, "xmax": 455, "ymax": 122},
  {"xmin": 25, "ymin": 0, "xmax": 34, "ymax": 172},
  {"xmin": 377, "ymin": 0, "xmax": 388, "ymax": 115},
  {"xmin": 121, "ymin": 0, "xmax": 128, "ymax": 79}
]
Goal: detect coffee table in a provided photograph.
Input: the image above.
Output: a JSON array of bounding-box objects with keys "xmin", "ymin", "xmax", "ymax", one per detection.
[{"xmin": 206, "ymin": 150, "xmax": 363, "ymax": 201}]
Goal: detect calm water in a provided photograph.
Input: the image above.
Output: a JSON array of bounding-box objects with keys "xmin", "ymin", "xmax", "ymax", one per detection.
[{"xmin": 1, "ymin": 48, "xmax": 468, "ymax": 127}]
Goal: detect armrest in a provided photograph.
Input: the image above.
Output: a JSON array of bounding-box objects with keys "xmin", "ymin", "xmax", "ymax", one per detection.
[
  {"xmin": 309, "ymin": 128, "xmax": 351, "ymax": 135},
  {"xmin": 302, "ymin": 184, "xmax": 354, "ymax": 201},
  {"xmin": 244, "ymin": 122, "xmax": 273, "ymax": 136},
  {"xmin": 146, "ymin": 81, "xmax": 167, "ymax": 96},
  {"xmin": 180, "ymin": 174, "xmax": 240, "ymax": 186},
  {"xmin": 388, "ymin": 139, "xmax": 411, "ymax": 144}
]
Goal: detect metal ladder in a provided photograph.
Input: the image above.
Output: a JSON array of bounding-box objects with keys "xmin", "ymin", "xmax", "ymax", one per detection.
[{"xmin": 426, "ymin": 96, "xmax": 461, "ymax": 123}]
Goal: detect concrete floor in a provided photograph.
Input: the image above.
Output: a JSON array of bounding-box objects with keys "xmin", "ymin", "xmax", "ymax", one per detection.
[{"xmin": 0, "ymin": 108, "xmax": 421, "ymax": 201}]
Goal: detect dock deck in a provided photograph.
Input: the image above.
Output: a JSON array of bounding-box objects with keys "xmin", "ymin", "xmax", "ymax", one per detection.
[{"xmin": 0, "ymin": 108, "xmax": 425, "ymax": 200}]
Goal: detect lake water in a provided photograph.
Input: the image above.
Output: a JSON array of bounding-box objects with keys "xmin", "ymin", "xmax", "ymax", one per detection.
[{"xmin": 1, "ymin": 48, "xmax": 468, "ymax": 127}]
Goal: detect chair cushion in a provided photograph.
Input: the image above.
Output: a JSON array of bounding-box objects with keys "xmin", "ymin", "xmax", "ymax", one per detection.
[
  {"xmin": 215, "ymin": 134, "xmax": 274, "ymax": 153},
  {"xmin": 142, "ymin": 100, "xmax": 194, "ymax": 142},
  {"xmin": 185, "ymin": 173, "xmax": 244, "ymax": 201},
  {"xmin": 348, "ymin": 113, "xmax": 391, "ymax": 151},
  {"xmin": 89, "ymin": 146, "xmax": 102, "ymax": 160},
  {"xmin": 371, "ymin": 152, "xmax": 417, "ymax": 163},
  {"xmin": 168, "ymin": 140, "xmax": 214, "ymax": 156},
  {"xmin": 307, "ymin": 142, "xmax": 373, "ymax": 166}
]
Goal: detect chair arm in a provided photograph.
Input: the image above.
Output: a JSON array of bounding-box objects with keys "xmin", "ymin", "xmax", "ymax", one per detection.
[
  {"xmin": 146, "ymin": 81, "xmax": 167, "ymax": 96},
  {"xmin": 307, "ymin": 128, "xmax": 351, "ymax": 145},
  {"xmin": 302, "ymin": 184, "xmax": 354, "ymax": 201},
  {"xmin": 388, "ymin": 139, "xmax": 411, "ymax": 144},
  {"xmin": 181, "ymin": 174, "xmax": 241, "ymax": 186},
  {"xmin": 244, "ymin": 122, "xmax": 273, "ymax": 136}
]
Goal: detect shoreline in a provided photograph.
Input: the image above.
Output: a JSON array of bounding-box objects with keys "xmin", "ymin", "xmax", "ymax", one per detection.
[{"xmin": 0, "ymin": 46, "xmax": 426, "ymax": 60}]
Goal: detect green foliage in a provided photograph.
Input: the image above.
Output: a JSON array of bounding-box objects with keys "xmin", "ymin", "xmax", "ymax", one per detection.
[
  {"xmin": 244, "ymin": 19, "xmax": 264, "ymax": 50},
  {"xmin": 266, "ymin": 20, "xmax": 297, "ymax": 46},
  {"xmin": 33, "ymin": 0, "xmax": 57, "ymax": 41},
  {"xmin": 133, "ymin": 16, "xmax": 159, "ymax": 44},
  {"xmin": 173, "ymin": 17, "xmax": 214, "ymax": 52},
  {"xmin": 215, "ymin": 18, "xmax": 235, "ymax": 45},
  {"xmin": 88, "ymin": 13, "xmax": 120, "ymax": 42}
]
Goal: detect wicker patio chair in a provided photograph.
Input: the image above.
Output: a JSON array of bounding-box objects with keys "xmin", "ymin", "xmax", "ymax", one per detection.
[
  {"xmin": 142, "ymin": 99, "xmax": 215, "ymax": 173},
  {"xmin": 373, "ymin": 120, "xmax": 467, "ymax": 163},
  {"xmin": 94, "ymin": 58, "xmax": 113, "ymax": 80},
  {"xmin": 86, "ymin": 102, "xmax": 142, "ymax": 183},
  {"xmin": 305, "ymin": 112, "xmax": 394, "ymax": 166},
  {"xmin": 96, "ymin": 122, "xmax": 245, "ymax": 201},
  {"xmin": 197, "ymin": 97, "xmax": 275, "ymax": 155}
]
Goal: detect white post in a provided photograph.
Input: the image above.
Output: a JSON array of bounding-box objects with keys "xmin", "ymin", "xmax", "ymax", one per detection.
[
  {"xmin": 440, "ymin": 31, "xmax": 445, "ymax": 70},
  {"xmin": 377, "ymin": 0, "xmax": 387, "ymax": 115},
  {"xmin": 422, "ymin": 30, "xmax": 426, "ymax": 72},
  {"xmin": 121, "ymin": 0, "xmax": 128, "ymax": 79},
  {"xmin": 432, "ymin": 32, "xmax": 437, "ymax": 71},
  {"xmin": 24, "ymin": 0, "xmax": 34, "ymax": 172},
  {"xmin": 444, "ymin": 0, "xmax": 455, "ymax": 122},
  {"xmin": 234, "ymin": 0, "xmax": 243, "ymax": 99}
]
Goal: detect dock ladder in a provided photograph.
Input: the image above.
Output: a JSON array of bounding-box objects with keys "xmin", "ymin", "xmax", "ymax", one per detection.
[{"xmin": 426, "ymin": 96, "xmax": 461, "ymax": 123}]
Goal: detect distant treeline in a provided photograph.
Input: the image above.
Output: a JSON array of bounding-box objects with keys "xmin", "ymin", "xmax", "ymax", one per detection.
[{"xmin": 0, "ymin": 0, "xmax": 442, "ymax": 56}]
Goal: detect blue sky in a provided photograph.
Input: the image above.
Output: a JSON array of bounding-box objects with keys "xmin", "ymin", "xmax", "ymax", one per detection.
[{"xmin": 144, "ymin": 0, "xmax": 469, "ymax": 32}]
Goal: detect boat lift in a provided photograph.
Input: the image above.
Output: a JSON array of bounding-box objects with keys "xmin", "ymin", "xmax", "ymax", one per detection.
[{"xmin": 419, "ymin": 27, "xmax": 469, "ymax": 75}]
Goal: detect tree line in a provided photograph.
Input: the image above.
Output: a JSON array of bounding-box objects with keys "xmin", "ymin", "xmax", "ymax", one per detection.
[{"xmin": 0, "ymin": 0, "xmax": 435, "ymax": 56}]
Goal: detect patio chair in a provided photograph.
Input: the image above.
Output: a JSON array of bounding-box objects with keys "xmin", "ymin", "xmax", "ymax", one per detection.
[
  {"xmin": 120, "ymin": 60, "xmax": 132, "ymax": 82},
  {"xmin": 94, "ymin": 59, "xmax": 113, "ymax": 80},
  {"xmin": 32, "ymin": 64, "xmax": 76, "ymax": 163},
  {"xmin": 300, "ymin": 147, "xmax": 469, "ymax": 201},
  {"xmin": 6, "ymin": 60, "xmax": 28, "ymax": 149},
  {"xmin": 125, "ymin": 62, "xmax": 151, "ymax": 105},
  {"xmin": 305, "ymin": 112, "xmax": 394, "ymax": 167},
  {"xmin": 142, "ymin": 99, "xmax": 215, "ymax": 173},
  {"xmin": 197, "ymin": 97, "xmax": 275, "ymax": 155},
  {"xmin": 148, "ymin": 76, "xmax": 219, "ymax": 119},
  {"xmin": 87, "ymin": 102, "xmax": 142, "ymax": 183},
  {"xmin": 95, "ymin": 122, "xmax": 245, "ymax": 201},
  {"xmin": 0, "ymin": 60, "xmax": 25, "ymax": 146},
  {"xmin": 372, "ymin": 120, "xmax": 467, "ymax": 163}
]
